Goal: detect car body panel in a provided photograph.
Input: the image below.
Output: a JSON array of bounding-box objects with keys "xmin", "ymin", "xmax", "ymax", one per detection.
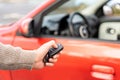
[
  {"xmin": 0, "ymin": 70, "xmax": 11, "ymax": 80},
  {"xmin": 10, "ymin": 36, "xmax": 120, "ymax": 80},
  {"xmin": 0, "ymin": 0, "xmax": 120, "ymax": 80}
]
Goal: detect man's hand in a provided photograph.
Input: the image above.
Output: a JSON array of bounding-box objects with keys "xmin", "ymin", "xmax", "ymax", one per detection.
[{"xmin": 32, "ymin": 40, "xmax": 60, "ymax": 69}]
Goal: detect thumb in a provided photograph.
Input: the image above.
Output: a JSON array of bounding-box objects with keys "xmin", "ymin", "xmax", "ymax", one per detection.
[{"xmin": 36, "ymin": 40, "xmax": 57, "ymax": 59}]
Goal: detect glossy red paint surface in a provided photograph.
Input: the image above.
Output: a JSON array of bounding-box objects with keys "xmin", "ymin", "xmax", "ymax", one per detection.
[
  {"xmin": 0, "ymin": 0, "xmax": 120, "ymax": 80},
  {"xmin": 10, "ymin": 37, "xmax": 120, "ymax": 80},
  {"xmin": 0, "ymin": 70, "xmax": 11, "ymax": 80}
]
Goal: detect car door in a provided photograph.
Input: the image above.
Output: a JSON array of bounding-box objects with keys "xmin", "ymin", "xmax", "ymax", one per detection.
[
  {"xmin": 9, "ymin": 34, "xmax": 120, "ymax": 80},
  {"xmin": 4, "ymin": 0, "xmax": 120, "ymax": 80}
]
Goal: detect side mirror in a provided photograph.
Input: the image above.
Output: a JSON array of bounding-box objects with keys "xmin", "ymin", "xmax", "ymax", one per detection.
[{"xmin": 19, "ymin": 18, "xmax": 34, "ymax": 37}]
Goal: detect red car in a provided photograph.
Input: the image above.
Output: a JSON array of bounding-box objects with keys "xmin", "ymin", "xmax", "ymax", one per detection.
[{"xmin": 0, "ymin": 0, "xmax": 120, "ymax": 80}]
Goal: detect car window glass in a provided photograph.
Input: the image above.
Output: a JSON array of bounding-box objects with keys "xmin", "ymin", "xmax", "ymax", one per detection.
[
  {"xmin": 42, "ymin": 0, "xmax": 98, "ymax": 37},
  {"xmin": 48, "ymin": 0, "xmax": 97, "ymax": 15}
]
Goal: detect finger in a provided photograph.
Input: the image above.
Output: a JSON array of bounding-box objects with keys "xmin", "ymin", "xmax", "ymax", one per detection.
[
  {"xmin": 45, "ymin": 63, "xmax": 54, "ymax": 66},
  {"xmin": 37, "ymin": 40, "xmax": 57, "ymax": 57},
  {"xmin": 49, "ymin": 58, "xmax": 58, "ymax": 63},
  {"xmin": 42, "ymin": 40, "xmax": 57, "ymax": 49},
  {"xmin": 48, "ymin": 40, "xmax": 58, "ymax": 48},
  {"xmin": 53, "ymin": 54, "xmax": 60, "ymax": 59},
  {"xmin": 39, "ymin": 40, "xmax": 57, "ymax": 51}
]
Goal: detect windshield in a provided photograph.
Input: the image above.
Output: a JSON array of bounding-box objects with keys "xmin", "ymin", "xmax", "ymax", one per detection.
[{"xmin": 0, "ymin": 0, "xmax": 42, "ymax": 25}]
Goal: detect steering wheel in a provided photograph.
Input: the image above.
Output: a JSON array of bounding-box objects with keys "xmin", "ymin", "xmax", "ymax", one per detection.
[{"xmin": 68, "ymin": 12, "xmax": 90, "ymax": 38}]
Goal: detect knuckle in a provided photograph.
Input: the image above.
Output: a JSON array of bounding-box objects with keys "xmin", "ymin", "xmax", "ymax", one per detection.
[{"xmin": 51, "ymin": 40, "xmax": 55, "ymax": 44}]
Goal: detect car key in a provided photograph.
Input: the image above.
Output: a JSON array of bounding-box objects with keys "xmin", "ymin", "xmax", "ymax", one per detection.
[{"xmin": 43, "ymin": 43, "xmax": 64, "ymax": 63}]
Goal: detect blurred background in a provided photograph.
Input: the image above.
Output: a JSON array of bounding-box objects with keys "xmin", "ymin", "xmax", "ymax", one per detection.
[
  {"xmin": 0, "ymin": 0, "xmax": 28, "ymax": 3},
  {"xmin": 0, "ymin": 0, "xmax": 42, "ymax": 3},
  {"xmin": 0, "ymin": 0, "xmax": 43, "ymax": 24}
]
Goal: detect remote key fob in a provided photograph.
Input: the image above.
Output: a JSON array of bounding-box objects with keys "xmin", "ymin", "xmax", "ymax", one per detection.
[{"xmin": 43, "ymin": 43, "xmax": 64, "ymax": 63}]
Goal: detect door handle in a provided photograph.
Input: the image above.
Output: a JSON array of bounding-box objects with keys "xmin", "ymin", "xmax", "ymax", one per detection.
[{"xmin": 91, "ymin": 65, "xmax": 115, "ymax": 80}]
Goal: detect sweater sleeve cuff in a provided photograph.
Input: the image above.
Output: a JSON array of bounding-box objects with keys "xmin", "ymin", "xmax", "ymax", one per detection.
[{"xmin": 18, "ymin": 50, "xmax": 37, "ymax": 70}]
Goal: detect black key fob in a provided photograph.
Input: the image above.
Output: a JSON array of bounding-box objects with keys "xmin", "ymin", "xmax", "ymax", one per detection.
[{"xmin": 43, "ymin": 43, "xmax": 63, "ymax": 63}]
